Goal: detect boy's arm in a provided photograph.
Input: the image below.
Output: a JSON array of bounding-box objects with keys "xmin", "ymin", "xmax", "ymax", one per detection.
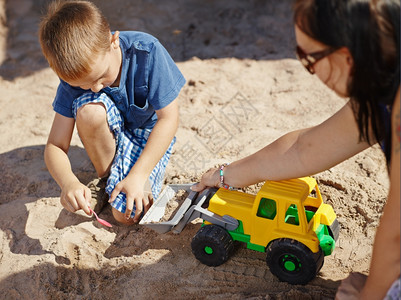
[
  {"xmin": 109, "ymin": 99, "xmax": 179, "ymax": 222},
  {"xmin": 45, "ymin": 113, "xmax": 92, "ymax": 215},
  {"xmin": 360, "ymin": 88, "xmax": 400, "ymax": 300}
]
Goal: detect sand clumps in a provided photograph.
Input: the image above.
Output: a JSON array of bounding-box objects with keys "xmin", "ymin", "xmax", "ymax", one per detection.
[{"xmin": 159, "ymin": 189, "xmax": 189, "ymax": 222}]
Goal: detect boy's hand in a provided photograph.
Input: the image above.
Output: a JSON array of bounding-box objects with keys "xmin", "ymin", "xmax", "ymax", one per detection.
[
  {"xmin": 60, "ymin": 180, "xmax": 92, "ymax": 215},
  {"xmin": 109, "ymin": 176, "xmax": 153, "ymax": 223}
]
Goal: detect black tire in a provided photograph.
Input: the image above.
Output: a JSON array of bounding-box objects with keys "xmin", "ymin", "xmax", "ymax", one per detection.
[
  {"xmin": 266, "ymin": 238, "xmax": 324, "ymax": 285},
  {"xmin": 191, "ymin": 225, "xmax": 234, "ymax": 267}
]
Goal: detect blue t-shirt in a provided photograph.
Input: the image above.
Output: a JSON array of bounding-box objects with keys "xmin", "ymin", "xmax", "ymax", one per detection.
[{"xmin": 52, "ymin": 31, "xmax": 186, "ymax": 130}]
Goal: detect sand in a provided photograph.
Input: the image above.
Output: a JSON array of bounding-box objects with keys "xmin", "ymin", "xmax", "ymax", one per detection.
[
  {"xmin": 0, "ymin": 0, "xmax": 389, "ymax": 299},
  {"xmin": 158, "ymin": 189, "xmax": 189, "ymax": 223}
]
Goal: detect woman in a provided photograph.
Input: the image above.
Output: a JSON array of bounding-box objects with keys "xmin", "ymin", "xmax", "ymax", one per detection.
[{"xmin": 192, "ymin": 0, "xmax": 400, "ymax": 298}]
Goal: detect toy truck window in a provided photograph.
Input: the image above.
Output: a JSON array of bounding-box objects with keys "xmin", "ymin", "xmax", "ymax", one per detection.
[
  {"xmin": 257, "ymin": 198, "xmax": 277, "ymax": 220},
  {"xmin": 285, "ymin": 204, "xmax": 300, "ymax": 226}
]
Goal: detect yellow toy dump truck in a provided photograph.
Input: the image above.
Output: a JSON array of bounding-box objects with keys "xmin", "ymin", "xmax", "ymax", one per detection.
[{"xmin": 140, "ymin": 177, "xmax": 340, "ymax": 285}]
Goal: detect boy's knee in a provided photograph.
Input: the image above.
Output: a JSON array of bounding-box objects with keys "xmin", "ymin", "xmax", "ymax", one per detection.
[
  {"xmin": 112, "ymin": 207, "xmax": 136, "ymax": 225},
  {"xmin": 76, "ymin": 103, "xmax": 107, "ymax": 131}
]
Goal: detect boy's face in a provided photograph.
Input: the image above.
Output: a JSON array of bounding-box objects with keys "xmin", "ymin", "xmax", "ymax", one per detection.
[{"xmin": 67, "ymin": 32, "xmax": 122, "ymax": 93}]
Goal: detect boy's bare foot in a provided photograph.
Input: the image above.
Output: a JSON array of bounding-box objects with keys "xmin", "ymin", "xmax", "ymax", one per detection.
[{"xmin": 87, "ymin": 177, "xmax": 109, "ymax": 214}]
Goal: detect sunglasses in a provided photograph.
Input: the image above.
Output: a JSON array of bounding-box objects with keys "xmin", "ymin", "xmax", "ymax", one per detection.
[{"xmin": 295, "ymin": 46, "xmax": 337, "ymax": 74}]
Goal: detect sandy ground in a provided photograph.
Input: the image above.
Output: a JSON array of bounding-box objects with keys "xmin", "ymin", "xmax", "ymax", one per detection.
[{"xmin": 0, "ymin": 0, "xmax": 389, "ymax": 299}]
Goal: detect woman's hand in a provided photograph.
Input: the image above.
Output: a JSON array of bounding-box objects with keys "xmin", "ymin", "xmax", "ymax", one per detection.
[
  {"xmin": 335, "ymin": 272, "xmax": 367, "ymax": 300},
  {"xmin": 191, "ymin": 167, "xmax": 220, "ymax": 192}
]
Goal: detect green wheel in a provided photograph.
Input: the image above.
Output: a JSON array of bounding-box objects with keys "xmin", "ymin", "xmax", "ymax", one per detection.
[
  {"xmin": 266, "ymin": 238, "xmax": 324, "ymax": 285},
  {"xmin": 191, "ymin": 225, "xmax": 234, "ymax": 267}
]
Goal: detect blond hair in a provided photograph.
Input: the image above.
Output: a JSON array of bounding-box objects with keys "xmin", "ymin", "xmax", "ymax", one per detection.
[{"xmin": 39, "ymin": 0, "xmax": 111, "ymax": 81}]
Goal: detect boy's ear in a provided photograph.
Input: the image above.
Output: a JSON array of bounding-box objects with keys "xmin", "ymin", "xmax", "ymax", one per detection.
[{"xmin": 110, "ymin": 31, "xmax": 120, "ymax": 48}]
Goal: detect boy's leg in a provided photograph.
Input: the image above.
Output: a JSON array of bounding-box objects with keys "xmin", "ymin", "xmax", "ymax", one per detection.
[
  {"xmin": 73, "ymin": 92, "xmax": 122, "ymax": 214},
  {"xmin": 111, "ymin": 179, "xmax": 153, "ymax": 225},
  {"xmin": 75, "ymin": 102, "xmax": 115, "ymax": 177},
  {"xmin": 73, "ymin": 92, "xmax": 176, "ymax": 223},
  {"xmin": 107, "ymin": 128, "xmax": 176, "ymax": 222}
]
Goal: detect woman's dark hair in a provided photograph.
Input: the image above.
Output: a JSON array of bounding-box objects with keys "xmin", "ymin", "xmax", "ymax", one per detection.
[{"xmin": 294, "ymin": 0, "xmax": 400, "ymax": 162}]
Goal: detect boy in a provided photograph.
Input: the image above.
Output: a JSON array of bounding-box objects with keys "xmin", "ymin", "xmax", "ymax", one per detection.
[{"xmin": 39, "ymin": 1, "xmax": 185, "ymax": 224}]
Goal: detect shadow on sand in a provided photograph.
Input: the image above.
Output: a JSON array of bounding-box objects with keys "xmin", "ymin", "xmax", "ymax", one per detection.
[{"xmin": 0, "ymin": 0, "xmax": 296, "ymax": 80}]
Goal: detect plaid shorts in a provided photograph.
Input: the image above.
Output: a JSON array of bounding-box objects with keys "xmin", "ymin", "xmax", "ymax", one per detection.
[{"xmin": 73, "ymin": 92, "xmax": 175, "ymax": 218}]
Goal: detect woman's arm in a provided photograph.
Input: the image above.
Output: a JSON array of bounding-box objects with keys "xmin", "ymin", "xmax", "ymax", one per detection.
[
  {"xmin": 360, "ymin": 88, "xmax": 400, "ymax": 300},
  {"xmin": 194, "ymin": 101, "xmax": 371, "ymax": 190}
]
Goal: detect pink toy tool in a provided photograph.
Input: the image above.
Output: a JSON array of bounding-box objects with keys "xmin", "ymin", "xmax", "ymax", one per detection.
[{"xmin": 89, "ymin": 207, "xmax": 112, "ymax": 228}]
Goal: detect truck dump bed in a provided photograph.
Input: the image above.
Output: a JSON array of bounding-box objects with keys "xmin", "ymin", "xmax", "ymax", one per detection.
[{"xmin": 140, "ymin": 185, "xmax": 239, "ymax": 234}]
